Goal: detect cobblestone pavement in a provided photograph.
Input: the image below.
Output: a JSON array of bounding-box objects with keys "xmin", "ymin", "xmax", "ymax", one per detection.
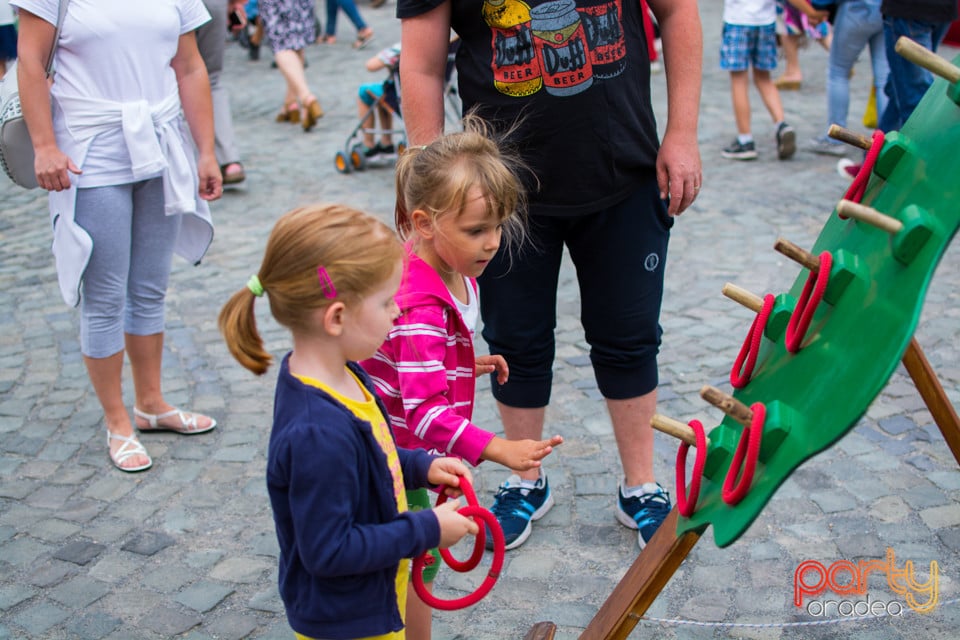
[{"xmin": 1, "ymin": 2, "xmax": 959, "ymax": 639}]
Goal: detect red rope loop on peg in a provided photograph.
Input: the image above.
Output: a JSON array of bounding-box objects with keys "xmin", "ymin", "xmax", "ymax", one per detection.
[
  {"xmin": 721, "ymin": 403, "xmax": 766, "ymax": 505},
  {"xmin": 411, "ymin": 477, "xmax": 505, "ymax": 611},
  {"xmin": 785, "ymin": 251, "xmax": 832, "ymax": 354},
  {"xmin": 841, "ymin": 129, "xmax": 885, "ymax": 211},
  {"xmin": 675, "ymin": 419, "xmax": 707, "ymax": 517},
  {"xmin": 730, "ymin": 294, "xmax": 776, "ymax": 389}
]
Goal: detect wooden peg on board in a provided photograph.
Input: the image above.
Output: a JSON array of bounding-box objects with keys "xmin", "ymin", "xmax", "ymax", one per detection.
[
  {"xmin": 836, "ymin": 199, "xmax": 904, "ymax": 234},
  {"xmin": 895, "ymin": 36, "xmax": 960, "ymax": 85},
  {"xmin": 774, "ymin": 237, "xmax": 820, "ymax": 271},
  {"xmin": 651, "ymin": 414, "xmax": 709, "ymax": 447},
  {"xmin": 722, "ymin": 283, "xmax": 763, "ymax": 314},
  {"xmin": 827, "ymin": 124, "xmax": 872, "ymax": 150},
  {"xmin": 700, "ymin": 385, "xmax": 754, "ymax": 426}
]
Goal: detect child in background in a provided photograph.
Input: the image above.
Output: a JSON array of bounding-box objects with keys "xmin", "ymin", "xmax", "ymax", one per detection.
[
  {"xmin": 219, "ymin": 204, "xmax": 479, "ymax": 640},
  {"xmin": 720, "ymin": 0, "xmax": 799, "ymax": 161},
  {"xmin": 361, "ymin": 116, "xmax": 563, "ymax": 640},
  {"xmin": 357, "ymin": 42, "xmax": 400, "ymax": 160}
]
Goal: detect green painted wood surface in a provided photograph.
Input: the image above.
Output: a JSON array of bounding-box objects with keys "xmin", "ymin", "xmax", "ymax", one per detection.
[{"xmin": 676, "ymin": 58, "xmax": 960, "ymax": 548}]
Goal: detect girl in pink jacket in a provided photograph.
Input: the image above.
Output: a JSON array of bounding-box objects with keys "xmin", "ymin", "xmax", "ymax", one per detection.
[{"xmin": 360, "ymin": 116, "xmax": 562, "ymax": 640}]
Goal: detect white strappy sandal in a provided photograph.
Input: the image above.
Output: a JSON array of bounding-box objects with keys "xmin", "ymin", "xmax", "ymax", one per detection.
[
  {"xmin": 107, "ymin": 430, "xmax": 153, "ymax": 473},
  {"xmin": 133, "ymin": 407, "xmax": 217, "ymax": 435}
]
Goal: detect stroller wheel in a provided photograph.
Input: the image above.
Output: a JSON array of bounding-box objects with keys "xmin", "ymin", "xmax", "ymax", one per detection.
[
  {"xmin": 334, "ymin": 151, "xmax": 352, "ymax": 174},
  {"xmin": 350, "ymin": 144, "xmax": 367, "ymax": 171}
]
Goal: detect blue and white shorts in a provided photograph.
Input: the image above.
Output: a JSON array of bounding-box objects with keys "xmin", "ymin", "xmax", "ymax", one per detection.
[{"xmin": 720, "ymin": 23, "xmax": 778, "ymax": 72}]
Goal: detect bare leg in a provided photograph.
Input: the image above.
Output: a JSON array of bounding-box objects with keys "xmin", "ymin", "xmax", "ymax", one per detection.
[
  {"xmin": 498, "ymin": 404, "xmax": 547, "ymax": 482},
  {"xmin": 779, "ymin": 34, "xmax": 803, "ymax": 82},
  {"xmin": 730, "ymin": 70, "xmax": 751, "ymax": 136},
  {"xmin": 405, "ymin": 585, "xmax": 433, "ymax": 640},
  {"xmin": 607, "ymin": 390, "xmax": 657, "ymax": 487},
  {"xmin": 358, "ymin": 97, "xmax": 376, "ymax": 148},
  {"xmin": 379, "ymin": 106, "xmax": 393, "ymax": 146},
  {"xmin": 754, "ymin": 69, "xmax": 785, "ymax": 123},
  {"xmin": 127, "ymin": 332, "xmax": 214, "ymax": 429},
  {"xmin": 274, "ymin": 48, "xmax": 314, "ymax": 105},
  {"xmin": 85, "ymin": 350, "xmax": 151, "ymax": 469}
]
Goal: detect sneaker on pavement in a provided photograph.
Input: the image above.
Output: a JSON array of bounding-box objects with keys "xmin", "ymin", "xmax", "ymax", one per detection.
[
  {"xmin": 837, "ymin": 158, "xmax": 860, "ymax": 180},
  {"xmin": 807, "ymin": 136, "xmax": 847, "ymax": 157},
  {"xmin": 486, "ymin": 474, "xmax": 554, "ymax": 551},
  {"xmin": 721, "ymin": 138, "xmax": 757, "ymax": 160},
  {"xmin": 776, "ymin": 122, "xmax": 796, "ymax": 160},
  {"xmin": 616, "ymin": 482, "xmax": 672, "ymax": 549}
]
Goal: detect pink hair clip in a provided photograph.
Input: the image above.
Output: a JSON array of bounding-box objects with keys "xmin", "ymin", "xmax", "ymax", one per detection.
[{"xmin": 317, "ymin": 266, "xmax": 337, "ymax": 299}]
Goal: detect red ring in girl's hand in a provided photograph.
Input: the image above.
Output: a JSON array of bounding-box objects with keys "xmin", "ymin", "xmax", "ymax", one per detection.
[
  {"xmin": 675, "ymin": 419, "xmax": 707, "ymax": 517},
  {"xmin": 411, "ymin": 477, "xmax": 506, "ymax": 610},
  {"xmin": 721, "ymin": 402, "xmax": 766, "ymax": 505}
]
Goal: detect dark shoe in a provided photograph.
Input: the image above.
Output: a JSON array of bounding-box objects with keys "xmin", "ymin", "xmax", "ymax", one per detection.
[
  {"xmin": 776, "ymin": 122, "xmax": 796, "ymax": 160},
  {"xmin": 486, "ymin": 474, "xmax": 554, "ymax": 550},
  {"xmin": 375, "ymin": 142, "xmax": 396, "ymax": 156},
  {"xmin": 615, "ymin": 483, "xmax": 671, "ymax": 549},
  {"xmin": 721, "ymin": 138, "xmax": 757, "ymax": 160}
]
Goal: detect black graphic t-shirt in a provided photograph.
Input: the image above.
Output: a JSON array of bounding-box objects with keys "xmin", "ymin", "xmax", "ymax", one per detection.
[{"xmin": 398, "ymin": 0, "xmax": 660, "ymax": 217}]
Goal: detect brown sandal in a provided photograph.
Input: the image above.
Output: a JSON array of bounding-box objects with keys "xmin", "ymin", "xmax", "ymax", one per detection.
[
  {"xmin": 276, "ymin": 102, "xmax": 301, "ymax": 123},
  {"xmin": 302, "ymin": 99, "xmax": 324, "ymax": 131}
]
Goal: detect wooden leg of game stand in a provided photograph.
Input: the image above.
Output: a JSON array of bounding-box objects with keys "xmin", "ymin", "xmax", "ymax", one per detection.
[
  {"xmin": 522, "ymin": 622, "xmax": 558, "ymax": 640},
  {"xmin": 576, "ymin": 508, "xmax": 701, "ymax": 640},
  {"xmin": 902, "ymin": 337, "xmax": 960, "ymax": 467}
]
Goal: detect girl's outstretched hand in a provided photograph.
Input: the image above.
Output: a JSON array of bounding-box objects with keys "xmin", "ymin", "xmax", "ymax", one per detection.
[
  {"xmin": 427, "ymin": 457, "xmax": 473, "ymax": 498},
  {"xmin": 475, "ymin": 355, "xmax": 508, "ymax": 384},
  {"xmin": 482, "ymin": 434, "xmax": 564, "ymax": 471},
  {"xmin": 433, "ymin": 499, "xmax": 480, "ymax": 548}
]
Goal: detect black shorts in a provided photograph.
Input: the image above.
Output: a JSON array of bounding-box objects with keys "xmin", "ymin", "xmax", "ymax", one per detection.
[{"xmin": 479, "ymin": 175, "xmax": 673, "ymax": 407}]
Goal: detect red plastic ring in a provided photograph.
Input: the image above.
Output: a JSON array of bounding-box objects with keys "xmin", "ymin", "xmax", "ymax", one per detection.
[
  {"xmin": 675, "ymin": 419, "xmax": 707, "ymax": 517},
  {"xmin": 785, "ymin": 252, "xmax": 832, "ymax": 354},
  {"xmin": 731, "ymin": 294, "xmax": 776, "ymax": 389},
  {"xmin": 433, "ymin": 479, "xmax": 485, "ymax": 571},
  {"xmin": 841, "ymin": 129, "xmax": 885, "ymax": 209},
  {"xmin": 411, "ymin": 477, "xmax": 506, "ymax": 611},
  {"xmin": 722, "ymin": 402, "xmax": 766, "ymax": 505}
]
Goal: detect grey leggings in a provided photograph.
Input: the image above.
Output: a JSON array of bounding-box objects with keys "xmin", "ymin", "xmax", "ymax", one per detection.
[{"xmin": 74, "ymin": 178, "xmax": 180, "ymax": 358}]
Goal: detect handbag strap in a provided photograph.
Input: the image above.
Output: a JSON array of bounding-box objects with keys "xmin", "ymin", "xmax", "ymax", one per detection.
[{"xmin": 45, "ymin": 0, "xmax": 70, "ymax": 79}]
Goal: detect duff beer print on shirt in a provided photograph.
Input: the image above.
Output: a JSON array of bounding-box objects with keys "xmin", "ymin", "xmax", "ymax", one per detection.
[{"xmin": 482, "ymin": 0, "xmax": 626, "ymax": 97}]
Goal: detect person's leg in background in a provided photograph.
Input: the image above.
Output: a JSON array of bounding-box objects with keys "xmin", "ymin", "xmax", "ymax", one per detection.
[
  {"xmin": 198, "ymin": 0, "xmax": 246, "ymax": 185},
  {"xmin": 566, "ymin": 179, "xmax": 673, "ymax": 549},
  {"xmin": 337, "ymin": 0, "xmax": 374, "ymax": 48},
  {"xmin": 879, "ymin": 16, "xmax": 949, "ymax": 132}
]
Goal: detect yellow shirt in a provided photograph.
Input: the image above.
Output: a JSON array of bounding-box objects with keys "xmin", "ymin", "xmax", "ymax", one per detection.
[{"xmin": 294, "ymin": 368, "xmax": 410, "ymax": 640}]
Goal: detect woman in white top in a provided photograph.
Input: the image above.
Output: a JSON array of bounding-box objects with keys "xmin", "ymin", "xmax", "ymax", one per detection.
[{"xmin": 14, "ymin": 0, "xmax": 222, "ymax": 472}]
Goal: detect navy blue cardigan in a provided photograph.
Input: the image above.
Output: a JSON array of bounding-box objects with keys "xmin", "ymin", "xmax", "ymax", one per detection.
[{"xmin": 267, "ymin": 354, "xmax": 441, "ymax": 639}]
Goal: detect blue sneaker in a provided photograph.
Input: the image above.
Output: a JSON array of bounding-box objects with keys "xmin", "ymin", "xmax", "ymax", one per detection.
[
  {"xmin": 615, "ymin": 482, "xmax": 671, "ymax": 549},
  {"xmin": 486, "ymin": 474, "xmax": 554, "ymax": 550}
]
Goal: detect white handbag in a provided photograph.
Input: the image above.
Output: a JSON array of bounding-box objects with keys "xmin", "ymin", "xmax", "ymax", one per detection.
[{"xmin": 0, "ymin": 0, "xmax": 70, "ymax": 189}]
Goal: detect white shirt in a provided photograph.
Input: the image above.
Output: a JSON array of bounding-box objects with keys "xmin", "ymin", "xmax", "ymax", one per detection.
[
  {"xmin": 723, "ymin": 0, "xmax": 777, "ymax": 26},
  {"xmin": 450, "ymin": 277, "xmax": 479, "ymax": 338},
  {"xmin": 12, "ymin": 0, "xmax": 210, "ymax": 186}
]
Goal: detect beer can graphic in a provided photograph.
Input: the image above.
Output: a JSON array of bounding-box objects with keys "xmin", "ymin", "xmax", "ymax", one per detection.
[
  {"xmin": 483, "ymin": 0, "xmax": 543, "ymax": 97},
  {"xmin": 530, "ymin": 0, "xmax": 594, "ymax": 96},
  {"xmin": 579, "ymin": 0, "xmax": 626, "ymax": 79}
]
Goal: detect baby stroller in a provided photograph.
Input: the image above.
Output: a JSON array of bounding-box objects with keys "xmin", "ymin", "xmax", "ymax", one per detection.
[{"xmin": 333, "ymin": 39, "xmax": 462, "ymax": 174}]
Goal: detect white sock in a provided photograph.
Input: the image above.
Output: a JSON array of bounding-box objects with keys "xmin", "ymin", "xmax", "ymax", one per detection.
[{"xmin": 737, "ymin": 133, "xmax": 753, "ymax": 145}]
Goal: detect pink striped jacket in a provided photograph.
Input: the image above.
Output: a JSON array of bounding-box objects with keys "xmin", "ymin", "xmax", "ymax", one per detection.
[{"xmin": 360, "ymin": 252, "xmax": 495, "ymax": 465}]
